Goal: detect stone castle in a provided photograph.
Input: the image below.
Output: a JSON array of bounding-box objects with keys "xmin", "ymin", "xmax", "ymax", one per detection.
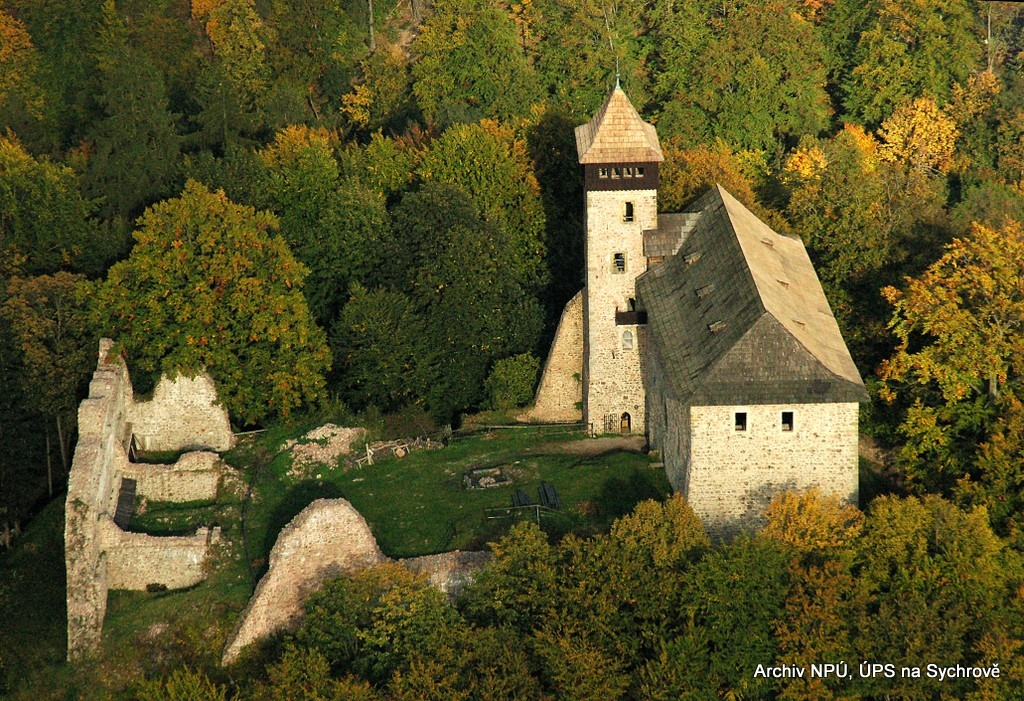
[
  {"xmin": 529, "ymin": 87, "xmax": 868, "ymax": 533},
  {"xmin": 65, "ymin": 339, "xmax": 233, "ymax": 660}
]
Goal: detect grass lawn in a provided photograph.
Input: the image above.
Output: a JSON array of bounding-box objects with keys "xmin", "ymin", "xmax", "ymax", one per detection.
[
  {"xmin": 247, "ymin": 426, "xmax": 671, "ymax": 558},
  {"xmin": 0, "ymin": 422, "xmax": 672, "ymax": 698}
]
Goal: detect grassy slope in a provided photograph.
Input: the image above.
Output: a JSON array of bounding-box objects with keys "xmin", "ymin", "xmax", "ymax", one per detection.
[{"xmin": 0, "ymin": 424, "xmax": 670, "ymax": 698}]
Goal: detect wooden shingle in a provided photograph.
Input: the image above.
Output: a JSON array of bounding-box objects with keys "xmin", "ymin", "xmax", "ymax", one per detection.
[{"xmin": 575, "ymin": 87, "xmax": 664, "ymax": 164}]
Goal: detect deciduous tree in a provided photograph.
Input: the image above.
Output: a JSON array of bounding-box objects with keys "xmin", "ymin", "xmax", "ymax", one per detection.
[{"xmin": 91, "ymin": 180, "xmax": 330, "ymax": 425}]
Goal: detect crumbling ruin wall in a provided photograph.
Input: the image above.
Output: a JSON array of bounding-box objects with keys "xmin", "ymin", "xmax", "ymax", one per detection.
[
  {"xmin": 66, "ymin": 339, "xmax": 233, "ymax": 661},
  {"xmin": 222, "ymin": 499, "xmax": 491, "ymax": 665},
  {"xmin": 522, "ymin": 290, "xmax": 584, "ymax": 423},
  {"xmin": 129, "ymin": 373, "xmax": 232, "ymax": 452},
  {"xmin": 221, "ymin": 499, "xmax": 388, "ymax": 664},
  {"xmin": 101, "ymin": 521, "xmax": 219, "ymax": 590},
  {"xmin": 122, "ymin": 452, "xmax": 222, "ymax": 504}
]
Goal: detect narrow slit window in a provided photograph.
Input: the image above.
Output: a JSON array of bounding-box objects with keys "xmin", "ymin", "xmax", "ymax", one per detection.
[
  {"xmin": 613, "ymin": 252, "xmax": 627, "ymax": 273},
  {"xmin": 735, "ymin": 412, "xmax": 747, "ymax": 432},
  {"xmin": 782, "ymin": 411, "xmax": 794, "ymax": 432},
  {"xmin": 622, "ymin": 329, "xmax": 633, "ymax": 350},
  {"xmin": 624, "ymin": 201, "xmax": 634, "ymax": 222}
]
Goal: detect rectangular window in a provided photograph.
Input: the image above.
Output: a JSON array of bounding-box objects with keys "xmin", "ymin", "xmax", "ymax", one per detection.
[
  {"xmin": 782, "ymin": 411, "xmax": 794, "ymax": 432},
  {"xmin": 611, "ymin": 167, "xmax": 622, "ymax": 179},
  {"xmin": 598, "ymin": 167, "xmax": 609, "ymax": 179},
  {"xmin": 735, "ymin": 412, "xmax": 747, "ymax": 432},
  {"xmin": 624, "ymin": 166, "xmax": 635, "ymax": 177},
  {"xmin": 612, "ymin": 252, "xmax": 626, "ymax": 273},
  {"xmin": 624, "ymin": 201, "xmax": 634, "ymax": 222},
  {"xmin": 636, "ymin": 166, "xmax": 645, "ymax": 177}
]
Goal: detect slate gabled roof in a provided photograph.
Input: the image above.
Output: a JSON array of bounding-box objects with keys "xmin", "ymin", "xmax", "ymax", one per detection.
[
  {"xmin": 636, "ymin": 186, "xmax": 868, "ymax": 406},
  {"xmin": 575, "ymin": 87, "xmax": 664, "ymax": 164}
]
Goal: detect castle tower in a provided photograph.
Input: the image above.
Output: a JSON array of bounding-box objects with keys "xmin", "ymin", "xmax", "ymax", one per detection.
[{"xmin": 575, "ymin": 87, "xmax": 663, "ymax": 434}]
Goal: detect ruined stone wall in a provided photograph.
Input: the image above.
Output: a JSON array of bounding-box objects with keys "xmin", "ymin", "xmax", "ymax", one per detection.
[
  {"xmin": 583, "ymin": 188, "xmax": 656, "ymax": 434},
  {"xmin": 524, "ymin": 290, "xmax": 583, "ymax": 423},
  {"xmin": 66, "ymin": 339, "xmax": 233, "ymax": 660},
  {"xmin": 130, "ymin": 373, "xmax": 233, "ymax": 452},
  {"xmin": 222, "ymin": 499, "xmax": 491, "ymax": 665},
  {"xmin": 122, "ymin": 452, "xmax": 222, "ymax": 504},
  {"xmin": 65, "ymin": 339, "xmax": 132, "ymax": 660},
  {"xmin": 222, "ymin": 499, "xmax": 388, "ymax": 664},
  {"xmin": 685, "ymin": 402, "xmax": 859, "ymax": 536},
  {"xmin": 101, "ymin": 521, "xmax": 218, "ymax": 590}
]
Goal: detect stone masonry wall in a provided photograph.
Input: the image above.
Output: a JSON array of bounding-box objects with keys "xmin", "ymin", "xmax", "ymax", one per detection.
[
  {"xmin": 101, "ymin": 521, "xmax": 218, "ymax": 590},
  {"xmin": 130, "ymin": 373, "xmax": 232, "ymax": 452},
  {"xmin": 222, "ymin": 499, "xmax": 491, "ymax": 665},
  {"xmin": 584, "ymin": 188, "xmax": 656, "ymax": 434},
  {"xmin": 685, "ymin": 402, "xmax": 859, "ymax": 536},
  {"xmin": 524, "ymin": 290, "xmax": 584, "ymax": 423},
  {"xmin": 222, "ymin": 499, "xmax": 388, "ymax": 664},
  {"xmin": 122, "ymin": 452, "xmax": 222, "ymax": 504},
  {"xmin": 66, "ymin": 339, "xmax": 233, "ymax": 660}
]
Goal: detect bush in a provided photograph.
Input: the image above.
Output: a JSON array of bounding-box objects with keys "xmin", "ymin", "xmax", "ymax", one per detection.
[{"xmin": 485, "ymin": 354, "xmax": 540, "ymax": 410}]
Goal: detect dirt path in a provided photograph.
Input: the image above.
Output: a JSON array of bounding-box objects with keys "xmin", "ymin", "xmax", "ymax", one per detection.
[{"xmin": 548, "ymin": 435, "xmax": 647, "ymax": 456}]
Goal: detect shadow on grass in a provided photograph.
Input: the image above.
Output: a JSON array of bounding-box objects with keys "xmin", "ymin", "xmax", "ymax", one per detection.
[{"xmin": 596, "ymin": 468, "xmax": 666, "ymax": 519}]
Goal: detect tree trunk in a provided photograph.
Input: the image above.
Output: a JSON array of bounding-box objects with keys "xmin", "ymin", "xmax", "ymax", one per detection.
[
  {"xmin": 56, "ymin": 413, "xmax": 68, "ymax": 474},
  {"xmin": 989, "ymin": 370, "xmax": 1000, "ymax": 401},
  {"xmin": 368, "ymin": 0, "xmax": 376, "ymax": 51},
  {"xmin": 45, "ymin": 426, "xmax": 53, "ymax": 498}
]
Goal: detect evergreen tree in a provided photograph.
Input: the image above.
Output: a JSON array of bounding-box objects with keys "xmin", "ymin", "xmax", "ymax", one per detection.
[{"xmin": 83, "ymin": 0, "xmax": 180, "ymax": 219}]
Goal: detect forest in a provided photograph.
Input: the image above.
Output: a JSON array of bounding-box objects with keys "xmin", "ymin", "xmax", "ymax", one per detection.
[{"xmin": 4, "ymin": 0, "xmax": 1024, "ymax": 696}]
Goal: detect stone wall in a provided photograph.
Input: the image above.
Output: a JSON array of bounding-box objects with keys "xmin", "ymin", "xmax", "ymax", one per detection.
[
  {"xmin": 130, "ymin": 373, "xmax": 232, "ymax": 452},
  {"xmin": 221, "ymin": 499, "xmax": 388, "ymax": 664},
  {"xmin": 102, "ymin": 521, "xmax": 219, "ymax": 590},
  {"xmin": 122, "ymin": 452, "xmax": 222, "ymax": 504},
  {"xmin": 66, "ymin": 339, "xmax": 233, "ymax": 660},
  {"xmin": 222, "ymin": 499, "xmax": 491, "ymax": 665},
  {"xmin": 583, "ymin": 188, "xmax": 656, "ymax": 434},
  {"xmin": 685, "ymin": 402, "xmax": 859, "ymax": 536},
  {"xmin": 523, "ymin": 290, "xmax": 584, "ymax": 423}
]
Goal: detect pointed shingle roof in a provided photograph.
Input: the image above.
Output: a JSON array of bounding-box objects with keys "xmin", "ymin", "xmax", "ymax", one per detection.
[
  {"xmin": 575, "ymin": 87, "xmax": 664, "ymax": 164},
  {"xmin": 636, "ymin": 186, "xmax": 868, "ymax": 405}
]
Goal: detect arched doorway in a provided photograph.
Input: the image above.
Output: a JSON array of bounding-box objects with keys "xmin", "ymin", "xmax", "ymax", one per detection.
[{"xmin": 620, "ymin": 412, "xmax": 631, "ymax": 433}]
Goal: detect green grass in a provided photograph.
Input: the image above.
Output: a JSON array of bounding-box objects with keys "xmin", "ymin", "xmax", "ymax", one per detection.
[
  {"xmin": 0, "ymin": 422, "xmax": 671, "ymax": 698},
  {"xmin": 0, "ymin": 498, "xmax": 70, "ymax": 698},
  {"xmin": 241, "ymin": 426, "xmax": 670, "ymax": 558}
]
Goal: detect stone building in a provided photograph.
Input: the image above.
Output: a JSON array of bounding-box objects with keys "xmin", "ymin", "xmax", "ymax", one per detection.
[{"xmin": 529, "ymin": 87, "xmax": 868, "ymax": 533}]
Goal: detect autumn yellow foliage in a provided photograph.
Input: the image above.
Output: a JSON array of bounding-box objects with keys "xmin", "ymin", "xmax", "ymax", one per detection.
[
  {"xmin": 761, "ymin": 488, "xmax": 863, "ymax": 551},
  {"xmin": 878, "ymin": 96, "xmax": 958, "ymax": 174}
]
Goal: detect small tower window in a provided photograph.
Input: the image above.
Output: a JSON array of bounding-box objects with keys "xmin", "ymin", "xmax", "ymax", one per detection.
[
  {"xmin": 782, "ymin": 411, "xmax": 794, "ymax": 431},
  {"xmin": 624, "ymin": 202, "xmax": 634, "ymax": 222},
  {"xmin": 735, "ymin": 412, "xmax": 747, "ymax": 432},
  {"xmin": 598, "ymin": 167, "xmax": 609, "ymax": 179},
  {"xmin": 622, "ymin": 330, "xmax": 633, "ymax": 350},
  {"xmin": 612, "ymin": 252, "xmax": 627, "ymax": 273}
]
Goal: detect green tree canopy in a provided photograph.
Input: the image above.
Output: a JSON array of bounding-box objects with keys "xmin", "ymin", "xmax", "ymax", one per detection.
[
  {"xmin": 842, "ymin": 0, "xmax": 982, "ymax": 125},
  {"xmin": 654, "ymin": 0, "xmax": 830, "ymax": 150},
  {"xmin": 92, "ymin": 180, "xmax": 330, "ymax": 425},
  {"xmin": 0, "ymin": 133, "xmax": 109, "ymax": 276},
  {"xmin": 82, "ymin": 0, "xmax": 181, "ymax": 220},
  {"xmin": 411, "ymin": 0, "xmax": 544, "ymax": 127}
]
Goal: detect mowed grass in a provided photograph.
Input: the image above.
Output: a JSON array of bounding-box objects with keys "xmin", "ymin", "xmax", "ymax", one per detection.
[
  {"xmin": 245, "ymin": 426, "xmax": 671, "ymax": 558},
  {"xmin": 0, "ymin": 423, "xmax": 671, "ymax": 697}
]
